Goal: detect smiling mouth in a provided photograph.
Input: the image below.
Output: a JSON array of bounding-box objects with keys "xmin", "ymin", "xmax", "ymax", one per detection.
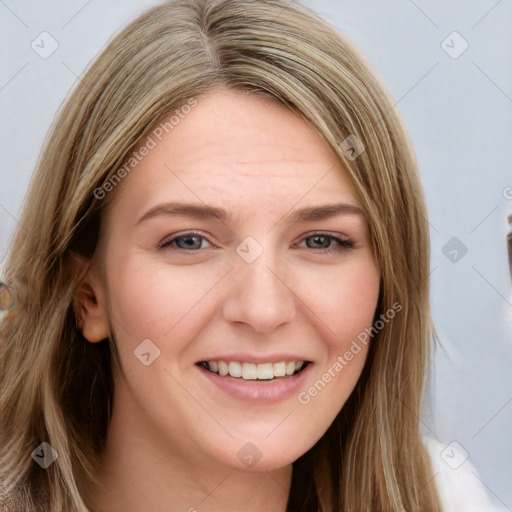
[{"xmin": 197, "ymin": 360, "xmax": 310, "ymax": 381}]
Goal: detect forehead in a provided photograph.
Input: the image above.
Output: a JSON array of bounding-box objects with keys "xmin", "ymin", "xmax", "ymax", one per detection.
[{"xmin": 106, "ymin": 88, "xmax": 359, "ymax": 225}]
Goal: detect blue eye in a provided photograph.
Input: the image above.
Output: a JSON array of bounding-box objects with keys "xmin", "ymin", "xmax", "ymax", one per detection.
[
  {"xmin": 158, "ymin": 231, "xmax": 354, "ymax": 254},
  {"xmin": 158, "ymin": 232, "xmax": 212, "ymax": 251},
  {"xmin": 302, "ymin": 233, "xmax": 354, "ymax": 253}
]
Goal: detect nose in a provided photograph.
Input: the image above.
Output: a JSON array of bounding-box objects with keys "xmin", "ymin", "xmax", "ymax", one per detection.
[{"xmin": 222, "ymin": 254, "xmax": 296, "ymax": 334}]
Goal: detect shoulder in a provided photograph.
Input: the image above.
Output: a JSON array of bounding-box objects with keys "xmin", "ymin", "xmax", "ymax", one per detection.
[{"xmin": 421, "ymin": 435, "xmax": 499, "ymax": 512}]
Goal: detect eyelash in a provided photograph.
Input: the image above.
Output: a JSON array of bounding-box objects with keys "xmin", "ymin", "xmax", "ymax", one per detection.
[
  {"xmin": 297, "ymin": 233, "xmax": 355, "ymax": 254},
  {"xmin": 158, "ymin": 231, "xmax": 212, "ymax": 251},
  {"xmin": 158, "ymin": 231, "xmax": 354, "ymax": 254}
]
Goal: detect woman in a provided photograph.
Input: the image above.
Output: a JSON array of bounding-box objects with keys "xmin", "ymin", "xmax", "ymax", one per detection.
[{"xmin": 0, "ymin": 1, "xmax": 493, "ymax": 510}]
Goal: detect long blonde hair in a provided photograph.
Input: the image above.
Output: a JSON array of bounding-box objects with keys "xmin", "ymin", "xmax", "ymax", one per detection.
[{"xmin": 1, "ymin": 1, "xmax": 441, "ymax": 510}]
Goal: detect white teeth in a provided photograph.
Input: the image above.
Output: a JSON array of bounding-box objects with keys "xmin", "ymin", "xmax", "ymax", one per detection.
[
  {"xmin": 257, "ymin": 362, "xmax": 274, "ymax": 380},
  {"xmin": 202, "ymin": 360, "xmax": 306, "ymax": 380},
  {"xmin": 242, "ymin": 363, "xmax": 257, "ymax": 380},
  {"xmin": 273, "ymin": 361, "xmax": 286, "ymax": 377},
  {"xmin": 218, "ymin": 361, "xmax": 229, "ymax": 376},
  {"xmin": 228, "ymin": 361, "xmax": 242, "ymax": 378}
]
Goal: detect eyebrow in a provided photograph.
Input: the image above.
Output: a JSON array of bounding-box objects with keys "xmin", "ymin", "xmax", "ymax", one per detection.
[
  {"xmin": 135, "ymin": 201, "xmax": 363, "ymax": 226},
  {"xmin": 286, "ymin": 202, "xmax": 363, "ymax": 223}
]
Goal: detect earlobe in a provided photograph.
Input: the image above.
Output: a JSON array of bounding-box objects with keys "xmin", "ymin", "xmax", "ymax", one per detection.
[{"xmin": 73, "ymin": 266, "xmax": 110, "ymax": 343}]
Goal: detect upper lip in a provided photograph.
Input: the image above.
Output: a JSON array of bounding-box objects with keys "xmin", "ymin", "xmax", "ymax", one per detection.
[{"xmin": 196, "ymin": 353, "xmax": 311, "ymax": 364}]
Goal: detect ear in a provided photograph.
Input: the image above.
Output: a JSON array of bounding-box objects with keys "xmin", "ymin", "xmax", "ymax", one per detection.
[{"xmin": 73, "ymin": 258, "xmax": 110, "ymax": 343}]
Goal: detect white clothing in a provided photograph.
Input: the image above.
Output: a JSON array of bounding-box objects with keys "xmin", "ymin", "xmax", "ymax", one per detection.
[{"xmin": 422, "ymin": 436, "xmax": 503, "ymax": 511}]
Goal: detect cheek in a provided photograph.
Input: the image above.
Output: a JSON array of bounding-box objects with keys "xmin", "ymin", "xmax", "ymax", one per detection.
[
  {"xmin": 333, "ymin": 268, "xmax": 380, "ymax": 346},
  {"xmin": 297, "ymin": 257, "xmax": 380, "ymax": 349},
  {"xmin": 293, "ymin": 258, "xmax": 379, "ymax": 416},
  {"xmin": 103, "ymin": 249, "xmax": 229, "ymax": 354}
]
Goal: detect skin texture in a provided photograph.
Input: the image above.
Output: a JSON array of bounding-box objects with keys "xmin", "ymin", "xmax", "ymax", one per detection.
[{"xmin": 79, "ymin": 88, "xmax": 380, "ymax": 512}]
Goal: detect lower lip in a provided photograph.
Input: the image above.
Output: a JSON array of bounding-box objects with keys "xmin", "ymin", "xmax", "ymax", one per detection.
[{"xmin": 197, "ymin": 363, "xmax": 313, "ymax": 403}]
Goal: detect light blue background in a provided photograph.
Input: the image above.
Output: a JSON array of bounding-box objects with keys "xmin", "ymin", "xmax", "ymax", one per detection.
[{"xmin": 1, "ymin": 1, "xmax": 511, "ymax": 509}]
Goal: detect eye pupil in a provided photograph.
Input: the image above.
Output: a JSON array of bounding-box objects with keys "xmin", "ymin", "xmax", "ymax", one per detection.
[
  {"xmin": 177, "ymin": 236, "xmax": 202, "ymax": 249},
  {"xmin": 308, "ymin": 235, "xmax": 331, "ymax": 249}
]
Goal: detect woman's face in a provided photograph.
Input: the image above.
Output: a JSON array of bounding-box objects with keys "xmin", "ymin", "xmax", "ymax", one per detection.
[{"xmin": 93, "ymin": 88, "xmax": 380, "ymax": 471}]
